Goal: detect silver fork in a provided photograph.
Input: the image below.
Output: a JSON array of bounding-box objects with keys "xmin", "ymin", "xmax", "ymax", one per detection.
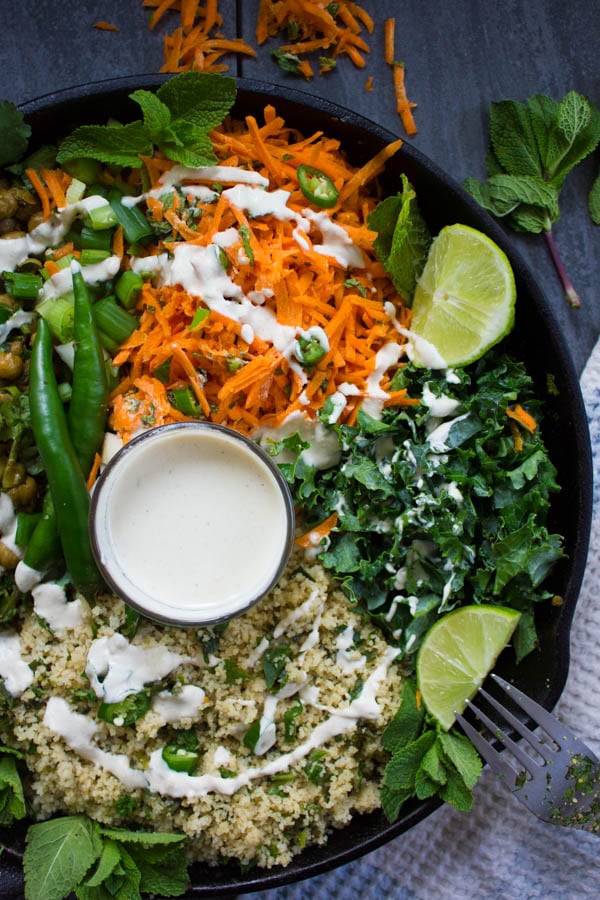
[{"xmin": 455, "ymin": 674, "xmax": 600, "ymax": 834}]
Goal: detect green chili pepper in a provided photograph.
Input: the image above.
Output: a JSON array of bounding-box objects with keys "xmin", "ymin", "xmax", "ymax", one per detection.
[
  {"xmin": 297, "ymin": 164, "xmax": 339, "ymax": 209},
  {"xmin": 67, "ymin": 267, "xmax": 109, "ymax": 479},
  {"xmin": 162, "ymin": 744, "xmax": 200, "ymax": 775},
  {"xmin": 295, "ymin": 333, "xmax": 327, "ymax": 367},
  {"xmin": 22, "ymin": 487, "xmax": 62, "ymax": 573},
  {"xmin": 98, "ymin": 691, "xmax": 151, "ymax": 726},
  {"xmin": 29, "ymin": 318, "xmax": 102, "ymax": 592}
]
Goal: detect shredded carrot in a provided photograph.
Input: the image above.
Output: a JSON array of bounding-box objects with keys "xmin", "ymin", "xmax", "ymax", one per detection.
[
  {"xmin": 506, "ymin": 404, "xmax": 537, "ymax": 433},
  {"xmin": 44, "ymin": 260, "xmax": 60, "ymax": 277},
  {"xmin": 107, "ymin": 108, "xmax": 414, "ymax": 445},
  {"xmin": 365, "ymin": 75, "xmax": 374, "ymax": 92},
  {"xmin": 144, "ymin": 0, "xmax": 255, "ymax": 73},
  {"xmin": 296, "ymin": 512, "xmax": 339, "ymax": 549},
  {"xmin": 25, "ymin": 168, "xmax": 51, "ymax": 221},
  {"xmin": 86, "ymin": 452, "xmax": 103, "ymax": 490},
  {"xmin": 52, "ymin": 242, "xmax": 75, "ymax": 261},
  {"xmin": 93, "ymin": 21, "xmax": 120, "ymax": 32},
  {"xmin": 392, "ymin": 63, "xmax": 418, "ymax": 136},
  {"xmin": 384, "ymin": 17, "xmax": 395, "ymax": 66}
]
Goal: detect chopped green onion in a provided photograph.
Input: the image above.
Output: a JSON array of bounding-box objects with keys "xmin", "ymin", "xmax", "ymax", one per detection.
[
  {"xmin": 2, "ymin": 271, "xmax": 43, "ymax": 301},
  {"xmin": 65, "ymin": 177, "xmax": 87, "ymax": 205},
  {"xmin": 54, "ymin": 253, "xmax": 75, "ymax": 271},
  {"xmin": 79, "ymin": 225, "xmax": 114, "ymax": 252},
  {"xmin": 85, "ymin": 202, "xmax": 119, "ymax": 231},
  {"xmin": 79, "ymin": 249, "xmax": 111, "ymax": 267},
  {"xmin": 36, "ymin": 294, "xmax": 75, "ymax": 343},
  {"xmin": 189, "ymin": 307, "xmax": 210, "ymax": 330},
  {"xmin": 109, "ymin": 192, "xmax": 153, "ymax": 244},
  {"xmin": 115, "ymin": 270, "xmax": 144, "ymax": 309},
  {"xmin": 92, "ymin": 296, "xmax": 137, "ymax": 345}
]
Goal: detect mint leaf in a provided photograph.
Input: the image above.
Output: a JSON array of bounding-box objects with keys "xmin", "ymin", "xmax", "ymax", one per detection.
[
  {"xmin": 130, "ymin": 90, "xmax": 176, "ymax": 145},
  {"xmin": 381, "ymin": 678, "xmax": 424, "ymax": 753},
  {"xmin": 76, "ymin": 842, "xmax": 142, "ymax": 900},
  {"xmin": 439, "ymin": 761, "xmax": 477, "ymax": 812},
  {"xmin": 0, "ymin": 100, "xmax": 31, "ymax": 166},
  {"xmin": 56, "ymin": 122, "xmax": 153, "ymax": 168},
  {"xmin": 437, "ymin": 729, "xmax": 483, "ymax": 789},
  {"xmin": 156, "ymin": 71, "xmax": 236, "ymax": 132},
  {"xmin": 159, "ymin": 125, "xmax": 217, "ymax": 167},
  {"xmin": 82, "ymin": 838, "xmax": 123, "ymax": 887},
  {"xmin": 24, "ymin": 815, "xmax": 103, "ymax": 900},
  {"xmin": 127, "ymin": 842, "xmax": 190, "ymax": 897},
  {"xmin": 465, "ymin": 90, "xmax": 600, "ymax": 306},
  {"xmin": 368, "ymin": 173, "xmax": 431, "ymax": 303},
  {"xmin": 0, "ymin": 753, "xmax": 26, "ymax": 825},
  {"xmin": 98, "ymin": 825, "xmax": 186, "ymax": 846}
]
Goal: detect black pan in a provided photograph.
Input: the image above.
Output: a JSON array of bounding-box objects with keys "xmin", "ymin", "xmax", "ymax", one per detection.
[{"xmin": 0, "ymin": 76, "xmax": 592, "ymax": 897}]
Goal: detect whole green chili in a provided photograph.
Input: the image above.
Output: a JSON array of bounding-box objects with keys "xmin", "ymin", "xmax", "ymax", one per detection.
[
  {"xmin": 29, "ymin": 317, "xmax": 102, "ymax": 592},
  {"xmin": 22, "ymin": 487, "xmax": 62, "ymax": 573},
  {"xmin": 67, "ymin": 266, "xmax": 109, "ymax": 479}
]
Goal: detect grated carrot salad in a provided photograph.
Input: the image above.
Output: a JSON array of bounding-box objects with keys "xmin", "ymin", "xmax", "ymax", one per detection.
[{"xmin": 108, "ymin": 106, "xmax": 417, "ymax": 444}]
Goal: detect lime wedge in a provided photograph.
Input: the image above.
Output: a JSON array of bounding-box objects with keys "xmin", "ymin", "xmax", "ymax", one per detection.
[
  {"xmin": 416, "ymin": 604, "xmax": 521, "ymax": 730},
  {"xmin": 409, "ymin": 224, "xmax": 516, "ymax": 367}
]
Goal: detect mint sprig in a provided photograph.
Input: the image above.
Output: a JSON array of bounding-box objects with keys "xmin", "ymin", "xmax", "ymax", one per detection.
[
  {"xmin": 380, "ymin": 680, "xmax": 482, "ymax": 821},
  {"xmin": 56, "ymin": 72, "xmax": 237, "ymax": 170},
  {"xmin": 367, "ymin": 173, "xmax": 431, "ymax": 305},
  {"xmin": 23, "ymin": 816, "xmax": 190, "ymax": 900},
  {"xmin": 464, "ymin": 90, "xmax": 600, "ymax": 307}
]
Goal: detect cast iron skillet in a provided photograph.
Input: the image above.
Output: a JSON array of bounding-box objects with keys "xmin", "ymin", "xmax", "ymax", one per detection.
[{"xmin": 0, "ymin": 76, "xmax": 593, "ymax": 897}]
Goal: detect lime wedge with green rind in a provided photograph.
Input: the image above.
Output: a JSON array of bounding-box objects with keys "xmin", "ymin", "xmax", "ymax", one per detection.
[
  {"xmin": 416, "ymin": 604, "xmax": 521, "ymax": 731},
  {"xmin": 409, "ymin": 224, "xmax": 516, "ymax": 368}
]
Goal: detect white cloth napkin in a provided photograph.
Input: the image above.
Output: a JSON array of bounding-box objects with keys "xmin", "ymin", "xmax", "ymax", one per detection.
[{"xmin": 250, "ymin": 340, "xmax": 600, "ymax": 900}]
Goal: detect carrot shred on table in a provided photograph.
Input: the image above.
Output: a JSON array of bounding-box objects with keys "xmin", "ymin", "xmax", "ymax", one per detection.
[
  {"xmin": 384, "ymin": 17, "xmax": 395, "ymax": 65},
  {"xmin": 393, "ymin": 62, "xmax": 418, "ymax": 136},
  {"xmin": 93, "ymin": 21, "xmax": 120, "ymax": 32}
]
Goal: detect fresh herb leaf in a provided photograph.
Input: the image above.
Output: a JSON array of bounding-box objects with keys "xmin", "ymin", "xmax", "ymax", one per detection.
[
  {"xmin": 262, "ymin": 644, "xmax": 292, "ymax": 690},
  {"xmin": 0, "ymin": 100, "xmax": 31, "ymax": 166},
  {"xmin": 24, "ymin": 815, "xmax": 103, "ymax": 900},
  {"xmin": 367, "ymin": 173, "xmax": 431, "ymax": 304},
  {"xmin": 465, "ymin": 90, "xmax": 600, "ymax": 307},
  {"xmin": 0, "ymin": 751, "xmax": 26, "ymax": 825},
  {"xmin": 56, "ymin": 73, "xmax": 236, "ymax": 170}
]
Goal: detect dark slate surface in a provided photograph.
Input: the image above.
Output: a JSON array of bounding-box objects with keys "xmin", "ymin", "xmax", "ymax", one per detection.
[
  {"xmin": 1, "ymin": 0, "xmax": 599, "ymax": 375},
  {"xmin": 0, "ymin": 2, "xmax": 598, "ymax": 897}
]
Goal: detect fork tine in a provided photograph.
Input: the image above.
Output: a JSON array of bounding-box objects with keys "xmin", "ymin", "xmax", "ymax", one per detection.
[
  {"xmin": 454, "ymin": 711, "xmax": 520, "ymax": 785},
  {"xmin": 462, "ymin": 698, "xmax": 539, "ymax": 774},
  {"xmin": 491, "ymin": 674, "xmax": 573, "ymax": 745},
  {"xmin": 478, "ymin": 686, "xmax": 555, "ymax": 762}
]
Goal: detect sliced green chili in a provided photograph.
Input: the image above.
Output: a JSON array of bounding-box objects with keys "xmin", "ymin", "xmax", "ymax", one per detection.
[
  {"xmin": 162, "ymin": 745, "xmax": 200, "ymax": 775},
  {"xmin": 29, "ymin": 318, "xmax": 101, "ymax": 591},
  {"xmin": 297, "ymin": 164, "xmax": 339, "ymax": 209},
  {"xmin": 98, "ymin": 691, "xmax": 151, "ymax": 726}
]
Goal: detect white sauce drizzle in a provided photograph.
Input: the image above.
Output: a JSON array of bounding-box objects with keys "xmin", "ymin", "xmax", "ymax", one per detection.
[
  {"xmin": 85, "ymin": 634, "xmax": 192, "ymax": 704},
  {"xmin": 151, "ymin": 685, "xmax": 207, "ymax": 723},
  {"xmin": 32, "ymin": 582, "xmax": 86, "ymax": 635},
  {"xmin": 0, "ymin": 631, "xmax": 34, "ymax": 696}
]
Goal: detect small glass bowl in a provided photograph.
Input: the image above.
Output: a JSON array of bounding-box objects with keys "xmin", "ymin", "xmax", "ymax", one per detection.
[{"xmin": 89, "ymin": 422, "xmax": 295, "ymax": 627}]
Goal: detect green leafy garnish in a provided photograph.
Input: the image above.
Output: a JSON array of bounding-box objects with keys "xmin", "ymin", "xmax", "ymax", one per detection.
[
  {"xmin": 0, "ymin": 745, "xmax": 26, "ymax": 826},
  {"xmin": 56, "ymin": 72, "xmax": 237, "ymax": 170},
  {"xmin": 0, "ymin": 100, "xmax": 31, "ymax": 166},
  {"xmin": 380, "ymin": 680, "xmax": 482, "ymax": 820},
  {"xmin": 23, "ymin": 816, "xmax": 190, "ymax": 900},
  {"xmin": 464, "ymin": 90, "xmax": 600, "ymax": 307},
  {"xmin": 367, "ymin": 173, "xmax": 431, "ymax": 304}
]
